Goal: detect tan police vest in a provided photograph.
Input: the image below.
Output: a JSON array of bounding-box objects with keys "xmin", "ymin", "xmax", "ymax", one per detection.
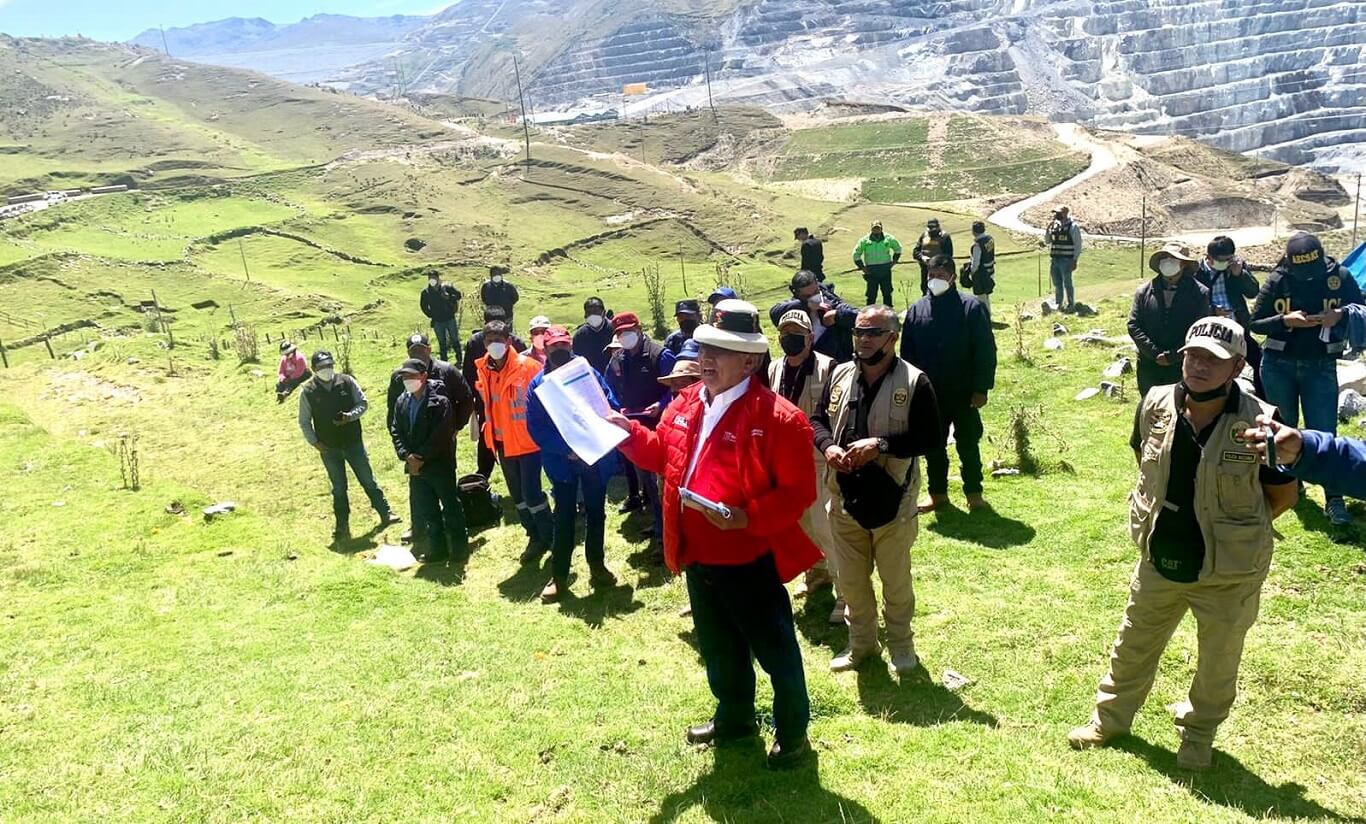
[
  {"xmin": 824, "ymin": 358, "xmax": 924, "ymax": 511},
  {"xmin": 1129, "ymin": 384, "xmax": 1279, "ymax": 582},
  {"xmin": 771, "ymin": 351, "xmax": 835, "ymax": 477}
]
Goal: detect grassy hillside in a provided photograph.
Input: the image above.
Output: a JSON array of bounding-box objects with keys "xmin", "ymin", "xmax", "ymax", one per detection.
[{"xmin": 1, "ymin": 41, "xmax": 1363, "ymax": 823}]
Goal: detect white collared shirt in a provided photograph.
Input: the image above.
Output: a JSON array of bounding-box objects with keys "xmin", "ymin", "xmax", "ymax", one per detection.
[{"xmin": 684, "ymin": 376, "xmax": 751, "ymax": 486}]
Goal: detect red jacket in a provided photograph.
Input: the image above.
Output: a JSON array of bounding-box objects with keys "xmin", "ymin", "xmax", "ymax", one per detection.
[{"xmin": 619, "ymin": 379, "xmax": 821, "ymax": 582}]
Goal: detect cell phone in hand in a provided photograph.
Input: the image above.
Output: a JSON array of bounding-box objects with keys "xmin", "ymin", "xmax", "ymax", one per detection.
[{"xmin": 1261, "ymin": 426, "xmax": 1277, "ymax": 467}]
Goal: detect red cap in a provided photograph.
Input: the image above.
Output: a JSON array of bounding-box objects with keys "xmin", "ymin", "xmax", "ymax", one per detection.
[
  {"xmin": 543, "ymin": 325, "xmax": 572, "ymax": 347},
  {"xmin": 611, "ymin": 312, "xmax": 640, "ymax": 332}
]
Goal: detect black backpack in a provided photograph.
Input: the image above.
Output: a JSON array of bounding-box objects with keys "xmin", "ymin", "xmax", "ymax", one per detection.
[{"xmin": 458, "ymin": 473, "xmax": 502, "ymax": 531}]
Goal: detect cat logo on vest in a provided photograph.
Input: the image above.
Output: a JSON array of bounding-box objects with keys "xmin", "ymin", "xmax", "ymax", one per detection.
[
  {"xmin": 892, "ymin": 388, "xmax": 909, "ymax": 407},
  {"xmin": 1150, "ymin": 409, "xmax": 1172, "ymax": 434}
]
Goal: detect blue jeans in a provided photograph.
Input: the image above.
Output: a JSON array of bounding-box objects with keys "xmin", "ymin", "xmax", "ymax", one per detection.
[
  {"xmin": 1050, "ymin": 257, "xmax": 1075, "ymax": 307},
  {"xmin": 686, "ymin": 553, "xmax": 810, "ymax": 747},
  {"xmin": 432, "ymin": 318, "xmax": 460, "ymax": 364},
  {"xmin": 1260, "ymin": 351, "xmax": 1340, "ymax": 499},
  {"xmin": 551, "ymin": 465, "xmax": 607, "ymax": 580},
  {"xmin": 319, "ymin": 440, "xmax": 391, "ymax": 526},
  {"xmin": 499, "ymin": 449, "xmax": 554, "ymax": 547}
]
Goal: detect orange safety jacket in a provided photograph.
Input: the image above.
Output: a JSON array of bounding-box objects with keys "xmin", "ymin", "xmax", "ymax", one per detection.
[{"xmin": 474, "ymin": 351, "xmax": 543, "ymax": 457}]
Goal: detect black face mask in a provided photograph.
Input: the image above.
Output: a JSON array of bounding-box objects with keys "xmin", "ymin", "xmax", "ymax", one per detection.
[
  {"xmin": 678, "ymin": 319, "xmax": 699, "ymax": 335},
  {"xmin": 855, "ymin": 346, "xmax": 889, "ymax": 367},
  {"xmin": 547, "ymin": 349, "xmax": 574, "ymax": 370},
  {"xmin": 1181, "ymin": 380, "xmax": 1229, "ymax": 403},
  {"xmin": 780, "ymin": 334, "xmax": 807, "ymax": 357},
  {"xmin": 928, "ymin": 228, "xmax": 940, "ymax": 237}
]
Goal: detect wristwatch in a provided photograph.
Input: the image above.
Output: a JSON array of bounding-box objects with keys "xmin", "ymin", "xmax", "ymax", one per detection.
[{"xmin": 876, "ymin": 437, "xmax": 890, "ymax": 454}]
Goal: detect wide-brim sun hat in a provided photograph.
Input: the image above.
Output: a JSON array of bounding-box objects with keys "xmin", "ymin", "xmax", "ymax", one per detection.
[
  {"xmin": 1149, "ymin": 241, "xmax": 1198, "ymax": 273},
  {"xmin": 692, "ymin": 299, "xmax": 769, "ymax": 354},
  {"xmin": 658, "ymin": 360, "xmax": 702, "ymax": 385}
]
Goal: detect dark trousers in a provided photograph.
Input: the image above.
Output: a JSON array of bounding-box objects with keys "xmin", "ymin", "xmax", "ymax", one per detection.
[
  {"xmin": 409, "ymin": 467, "xmax": 468, "ymax": 556},
  {"xmin": 925, "ymin": 404, "xmax": 985, "ymax": 496},
  {"xmin": 432, "ymin": 319, "xmax": 459, "ymax": 365},
  {"xmin": 1136, "ymin": 359, "xmax": 1183, "ymax": 398},
  {"xmin": 474, "ymin": 415, "xmax": 497, "ymax": 478},
  {"xmin": 276, "ymin": 372, "xmax": 309, "ymax": 398},
  {"xmin": 499, "ymin": 448, "xmax": 555, "ymax": 547},
  {"xmin": 623, "ymin": 452, "xmax": 641, "ymax": 499},
  {"xmin": 686, "ymin": 553, "xmax": 810, "ymax": 747},
  {"xmin": 863, "ymin": 263, "xmax": 894, "ymax": 306},
  {"xmin": 319, "ymin": 440, "xmax": 390, "ymax": 527},
  {"xmin": 551, "ymin": 465, "xmax": 607, "ymax": 580}
]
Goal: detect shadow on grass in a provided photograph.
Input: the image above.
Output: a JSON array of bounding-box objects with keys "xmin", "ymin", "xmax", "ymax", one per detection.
[
  {"xmin": 413, "ymin": 549, "xmax": 470, "ymax": 587},
  {"xmin": 1290, "ymin": 494, "xmax": 1363, "ymax": 546},
  {"xmin": 926, "ymin": 502, "xmax": 1036, "ymax": 549},
  {"xmin": 1115, "ymin": 735, "xmax": 1364, "ymax": 823},
  {"xmin": 794, "ymin": 587, "xmax": 845, "ymax": 656},
  {"xmin": 328, "ymin": 522, "xmax": 389, "ymax": 556},
  {"xmin": 648, "ymin": 744, "xmax": 879, "ymax": 824},
  {"xmin": 855, "ymin": 663, "xmax": 999, "ymax": 728},
  {"xmin": 497, "ymin": 554, "xmax": 551, "ymax": 603},
  {"xmin": 556, "ymin": 579, "xmax": 644, "ymax": 628}
]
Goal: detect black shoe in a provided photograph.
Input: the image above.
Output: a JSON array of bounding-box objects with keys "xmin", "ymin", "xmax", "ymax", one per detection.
[
  {"xmin": 618, "ymin": 496, "xmax": 644, "ymax": 514},
  {"xmin": 519, "ymin": 541, "xmax": 548, "ymax": 565},
  {"xmin": 766, "ymin": 738, "xmax": 812, "ymax": 769},
  {"xmin": 378, "ymin": 511, "xmax": 402, "ymax": 527},
  {"xmin": 589, "ymin": 565, "xmax": 617, "ymax": 588},
  {"xmin": 419, "ymin": 550, "xmax": 448, "ymax": 564},
  {"xmin": 685, "ymin": 721, "xmax": 759, "ymax": 746},
  {"xmin": 332, "ymin": 522, "xmax": 350, "ymax": 543}
]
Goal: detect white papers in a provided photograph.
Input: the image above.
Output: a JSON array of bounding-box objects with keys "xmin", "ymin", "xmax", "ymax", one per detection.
[
  {"xmin": 533, "ymin": 356, "xmax": 627, "ymax": 465},
  {"xmin": 680, "ymin": 488, "xmax": 732, "ymax": 520}
]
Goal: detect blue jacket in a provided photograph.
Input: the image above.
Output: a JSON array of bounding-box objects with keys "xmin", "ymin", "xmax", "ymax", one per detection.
[
  {"xmin": 1346, "ymin": 303, "xmax": 1366, "ymax": 349},
  {"xmin": 526, "ymin": 365, "xmax": 620, "ymax": 485},
  {"xmin": 1291, "ymin": 430, "xmax": 1366, "ymax": 500},
  {"xmin": 900, "ymin": 288, "xmax": 997, "ymax": 413},
  {"xmin": 768, "ymin": 283, "xmax": 858, "ymax": 363}
]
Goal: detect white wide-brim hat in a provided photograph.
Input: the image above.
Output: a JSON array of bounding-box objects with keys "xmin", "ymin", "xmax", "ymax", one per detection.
[{"xmin": 692, "ymin": 299, "xmax": 769, "ymax": 354}]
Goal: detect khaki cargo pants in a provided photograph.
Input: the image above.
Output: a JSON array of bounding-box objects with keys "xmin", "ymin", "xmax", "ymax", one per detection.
[
  {"xmin": 1092, "ymin": 558, "xmax": 1264, "ymax": 745},
  {"xmin": 826, "ymin": 490, "xmax": 918, "ymax": 656},
  {"xmin": 801, "ymin": 452, "xmax": 839, "ymax": 591}
]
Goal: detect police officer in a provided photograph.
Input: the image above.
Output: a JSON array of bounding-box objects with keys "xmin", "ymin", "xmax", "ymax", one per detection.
[
  {"xmin": 912, "ymin": 218, "xmax": 953, "ymax": 297},
  {"xmin": 962, "ymin": 221, "xmax": 996, "ymax": 315},
  {"xmin": 811, "ymin": 306, "xmax": 943, "ymax": 675},
  {"xmin": 297, "ymin": 351, "xmax": 399, "ymax": 542},
  {"xmin": 900, "ymin": 256, "xmax": 997, "ymax": 513},
  {"xmin": 1046, "ymin": 205, "xmax": 1083, "ymax": 312},
  {"xmin": 1068, "ymin": 317, "xmax": 1298, "ymax": 771},
  {"xmin": 1250, "ymin": 232, "xmax": 1364, "ymax": 526},
  {"xmin": 852, "ymin": 222, "xmax": 902, "ymax": 306},
  {"xmin": 769, "ymin": 308, "xmax": 842, "ymax": 622},
  {"xmin": 1128, "ymin": 243, "xmax": 1212, "ymax": 397}
]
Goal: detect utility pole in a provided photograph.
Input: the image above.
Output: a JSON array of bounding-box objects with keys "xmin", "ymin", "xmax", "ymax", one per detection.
[
  {"xmin": 158, "ymin": 25, "xmax": 170, "ymax": 58},
  {"xmin": 1139, "ymin": 194, "xmax": 1147, "ymax": 279},
  {"xmin": 512, "ymin": 53, "xmax": 532, "ymax": 171},
  {"xmin": 703, "ymin": 49, "xmax": 718, "ymax": 122},
  {"xmin": 1353, "ymin": 172, "xmax": 1362, "ymax": 248},
  {"xmin": 679, "ymin": 243, "xmax": 688, "ymax": 295},
  {"xmin": 238, "ymin": 238, "xmax": 251, "ymax": 283}
]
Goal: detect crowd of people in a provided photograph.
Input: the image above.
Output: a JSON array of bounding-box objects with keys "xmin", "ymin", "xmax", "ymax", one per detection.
[{"xmin": 280, "ymin": 215, "xmax": 1364, "ymax": 772}]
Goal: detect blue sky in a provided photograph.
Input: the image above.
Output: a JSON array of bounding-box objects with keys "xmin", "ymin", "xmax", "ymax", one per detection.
[{"xmin": 0, "ymin": 0, "xmax": 449, "ymax": 41}]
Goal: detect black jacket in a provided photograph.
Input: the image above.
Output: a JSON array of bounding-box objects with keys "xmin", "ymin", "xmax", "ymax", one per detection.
[
  {"xmin": 800, "ymin": 236, "xmax": 825, "ymax": 279},
  {"xmin": 572, "ymin": 321, "xmax": 615, "ymax": 373},
  {"xmin": 390, "ymin": 385, "xmax": 456, "ymax": 472},
  {"xmin": 419, "ymin": 283, "xmax": 462, "ymax": 322},
  {"xmin": 1251, "ymin": 256, "xmax": 1363, "ymax": 360},
  {"xmin": 1127, "ymin": 276, "xmax": 1212, "ymax": 365},
  {"xmin": 899, "ymin": 288, "xmax": 996, "ymax": 412},
  {"xmin": 480, "ymin": 280, "xmax": 519, "ymax": 317},
  {"xmin": 769, "ymin": 283, "xmax": 858, "ymax": 363},
  {"xmin": 461, "ymin": 331, "xmax": 527, "ymax": 418},
  {"xmin": 1193, "ymin": 260, "xmax": 1258, "ymax": 329},
  {"xmin": 385, "ymin": 358, "xmax": 474, "ymax": 432}
]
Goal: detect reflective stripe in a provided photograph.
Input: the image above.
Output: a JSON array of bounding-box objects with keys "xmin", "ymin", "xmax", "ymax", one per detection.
[
  {"xmin": 515, "ymin": 502, "xmax": 530, "ymax": 510},
  {"xmin": 528, "ymin": 502, "xmax": 549, "ymax": 514}
]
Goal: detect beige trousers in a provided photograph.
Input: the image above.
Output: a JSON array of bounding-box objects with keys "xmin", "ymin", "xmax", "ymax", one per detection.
[
  {"xmin": 1093, "ymin": 558, "xmax": 1264, "ymax": 745},
  {"xmin": 826, "ymin": 491, "xmax": 919, "ymax": 656},
  {"xmin": 801, "ymin": 452, "xmax": 838, "ymax": 588}
]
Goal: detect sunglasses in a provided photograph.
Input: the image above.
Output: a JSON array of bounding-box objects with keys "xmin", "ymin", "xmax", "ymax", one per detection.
[{"xmin": 852, "ymin": 327, "xmax": 891, "ymax": 339}]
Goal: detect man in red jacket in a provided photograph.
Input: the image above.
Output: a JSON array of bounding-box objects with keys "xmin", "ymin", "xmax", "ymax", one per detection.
[{"xmin": 607, "ymin": 299, "xmax": 821, "ymax": 770}]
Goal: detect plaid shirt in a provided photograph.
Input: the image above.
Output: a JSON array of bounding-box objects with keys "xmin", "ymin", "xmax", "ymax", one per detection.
[{"xmin": 1209, "ymin": 271, "xmax": 1232, "ymax": 311}]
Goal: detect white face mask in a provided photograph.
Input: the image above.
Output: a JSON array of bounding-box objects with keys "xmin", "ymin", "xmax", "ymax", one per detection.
[
  {"xmin": 806, "ymin": 294, "xmax": 822, "ymax": 309},
  {"xmin": 403, "ymin": 378, "xmax": 424, "ymax": 394},
  {"xmin": 1159, "ymin": 259, "xmax": 1182, "ymax": 278},
  {"xmin": 316, "ymin": 367, "xmax": 335, "ymax": 382},
  {"xmin": 1209, "ymin": 259, "xmax": 1230, "ymax": 272},
  {"xmin": 491, "ymin": 275, "xmax": 503, "ymax": 284},
  {"xmin": 586, "ymin": 314, "xmax": 605, "ymax": 329},
  {"xmin": 428, "ymin": 278, "xmax": 438, "ymax": 287},
  {"xmin": 486, "ymin": 341, "xmax": 508, "ymax": 360},
  {"xmin": 619, "ymin": 331, "xmax": 640, "ymax": 351},
  {"xmin": 927, "ymin": 278, "xmax": 951, "ymax": 297}
]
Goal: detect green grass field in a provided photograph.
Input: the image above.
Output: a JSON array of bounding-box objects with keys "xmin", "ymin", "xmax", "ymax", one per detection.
[{"xmin": 1, "ymin": 44, "xmax": 1364, "ymax": 822}]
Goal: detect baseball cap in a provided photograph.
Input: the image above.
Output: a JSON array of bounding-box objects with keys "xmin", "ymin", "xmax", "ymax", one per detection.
[
  {"xmin": 611, "ymin": 312, "xmax": 641, "ymax": 332},
  {"xmin": 693, "ymin": 299, "xmax": 768, "ymax": 354},
  {"xmin": 280, "ymin": 340, "xmax": 297, "ymax": 355},
  {"xmin": 543, "ymin": 325, "xmax": 572, "ymax": 347},
  {"xmin": 677, "ymin": 338, "xmax": 699, "ymax": 361},
  {"xmin": 674, "ymin": 299, "xmax": 701, "ymax": 317},
  {"xmin": 528, "ymin": 315, "xmax": 551, "ymax": 332},
  {"xmin": 1285, "ymin": 233, "xmax": 1326, "ymax": 278},
  {"xmin": 707, "ymin": 287, "xmax": 737, "ymax": 305},
  {"xmin": 397, "ymin": 358, "xmax": 428, "ymax": 375},
  {"xmin": 406, "ymin": 332, "xmax": 430, "ymax": 350},
  {"xmin": 777, "ymin": 308, "xmax": 813, "ymax": 332},
  {"xmin": 1180, "ymin": 316, "xmax": 1246, "ymax": 360}
]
